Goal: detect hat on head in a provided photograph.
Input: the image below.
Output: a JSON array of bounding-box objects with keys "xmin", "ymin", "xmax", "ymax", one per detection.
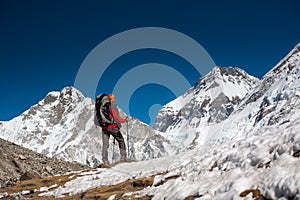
[{"xmin": 107, "ymin": 93, "xmax": 115, "ymax": 101}]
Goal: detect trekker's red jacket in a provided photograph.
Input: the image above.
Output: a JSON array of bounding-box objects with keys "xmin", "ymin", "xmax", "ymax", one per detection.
[{"xmin": 102, "ymin": 105, "xmax": 126, "ymax": 130}]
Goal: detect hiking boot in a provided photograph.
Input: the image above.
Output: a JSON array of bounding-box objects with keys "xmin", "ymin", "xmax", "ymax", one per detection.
[
  {"xmin": 120, "ymin": 156, "xmax": 128, "ymax": 162},
  {"xmin": 103, "ymin": 160, "xmax": 109, "ymax": 165},
  {"xmin": 97, "ymin": 160, "xmax": 110, "ymax": 168}
]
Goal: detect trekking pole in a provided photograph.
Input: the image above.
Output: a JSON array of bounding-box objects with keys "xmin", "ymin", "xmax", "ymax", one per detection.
[
  {"xmin": 127, "ymin": 119, "xmax": 129, "ymax": 159},
  {"xmin": 112, "ymin": 138, "xmax": 116, "ymax": 161}
]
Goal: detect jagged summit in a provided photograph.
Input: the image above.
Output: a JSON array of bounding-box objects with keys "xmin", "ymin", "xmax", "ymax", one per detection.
[
  {"xmin": 152, "ymin": 66, "xmax": 259, "ymax": 148},
  {"xmin": 152, "ymin": 42, "xmax": 300, "ymax": 149},
  {"xmin": 202, "ymin": 66, "xmax": 254, "ymax": 80},
  {"xmin": 194, "ymin": 66, "xmax": 258, "ymax": 99},
  {"xmin": 42, "ymin": 86, "xmax": 86, "ymax": 105},
  {"xmin": 246, "ymin": 43, "xmax": 300, "ymax": 105},
  {"xmin": 211, "ymin": 42, "xmax": 300, "ymax": 143},
  {"xmin": 22, "ymin": 86, "xmax": 90, "ymax": 124}
]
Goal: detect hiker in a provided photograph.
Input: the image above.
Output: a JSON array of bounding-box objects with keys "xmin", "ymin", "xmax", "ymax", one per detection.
[{"xmin": 95, "ymin": 93, "xmax": 128, "ymax": 165}]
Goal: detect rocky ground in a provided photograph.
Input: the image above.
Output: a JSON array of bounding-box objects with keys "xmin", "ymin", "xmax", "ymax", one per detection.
[{"xmin": 0, "ymin": 138, "xmax": 90, "ymax": 188}]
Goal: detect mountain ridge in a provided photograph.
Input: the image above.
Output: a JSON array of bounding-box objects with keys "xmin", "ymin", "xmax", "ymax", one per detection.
[
  {"xmin": 1, "ymin": 43, "xmax": 298, "ymax": 165},
  {"xmin": 0, "ymin": 87, "xmax": 173, "ymax": 167},
  {"xmin": 0, "ymin": 43, "xmax": 299, "ymax": 199},
  {"xmin": 206, "ymin": 42, "xmax": 300, "ymax": 143},
  {"xmin": 152, "ymin": 66, "xmax": 259, "ymax": 149},
  {"xmin": 1, "ymin": 42, "xmax": 299, "ymax": 165}
]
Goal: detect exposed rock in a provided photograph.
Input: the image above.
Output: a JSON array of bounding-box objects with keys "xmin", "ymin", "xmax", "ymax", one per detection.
[
  {"xmin": 18, "ymin": 155, "xmax": 26, "ymax": 160},
  {"xmin": 292, "ymin": 150, "xmax": 300, "ymax": 157},
  {"xmin": 0, "ymin": 138, "xmax": 90, "ymax": 188},
  {"xmin": 153, "ymin": 67, "xmax": 259, "ymax": 133},
  {"xmin": 19, "ymin": 171, "xmax": 41, "ymax": 181},
  {"xmin": 240, "ymin": 189, "xmax": 266, "ymax": 200}
]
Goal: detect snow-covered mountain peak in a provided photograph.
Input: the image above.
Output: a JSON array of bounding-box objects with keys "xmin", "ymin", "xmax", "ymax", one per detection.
[
  {"xmin": 40, "ymin": 86, "xmax": 86, "ymax": 106},
  {"xmin": 153, "ymin": 66, "xmax": 259, "ymax": 148},
  {"xmin": 246, "ymin": 43, "xmax": 300, "ymax": 105},
  {"xmin": 0, "ymin": 86, "xmax": 173, "ymax": 167},
  {"xmin": 194, "ymin": 66, "xmax": 258, "ymax": 101},
  {"xmin": 205, "ymin": 66, "xmax": 224, "ymax": 79},
  {"xmin": 206, "ymin": 66, "xmax": 248, "ymax": 79},
  {"xmin": 210, "ymin": 43, "xmax": 300, "ymax": 144},
  {"xmin": 1, "ymin": 44, "xmax": 300, "ymax": 199},
  {"xmin": 267, "ymin": 42, "xmax": 300, "ymax": 80}
]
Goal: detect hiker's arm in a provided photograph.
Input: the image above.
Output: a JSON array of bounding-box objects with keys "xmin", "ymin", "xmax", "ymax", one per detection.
[{"xmin": 110, "ymin": 107, "xmax": 126, "ymax": 123}]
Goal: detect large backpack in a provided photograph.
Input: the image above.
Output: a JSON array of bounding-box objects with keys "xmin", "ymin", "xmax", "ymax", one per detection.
[{"xmin": 95, "ymin": 94, "xmax": 113, "ymax": 127}]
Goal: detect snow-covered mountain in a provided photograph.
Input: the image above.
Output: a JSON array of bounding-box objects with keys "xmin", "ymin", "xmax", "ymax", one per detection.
[
  {"xmin": 0, "ymin": 64, "xmax": 261, "ymax": 168},
  {"xmin": 206, "ymin": 43, "xmax": 300, "ymax": 144},
  {"xmin": 1, "ymin": 43, "xmax": 300, "ymax": 199},
  {"xmin": 153, "ymin": 43, "xmax": 300, "ymax": 150},
  {"xmin": 0, "ymin": 87, "xmax": 173, "ymax": 167},
  {"xmin": 153, "ymin": 66, "xmax": 259, "ymax": 149},
  {"xmin": 2, "ymin": 108, "xmax": 300, "ymax": 199}
]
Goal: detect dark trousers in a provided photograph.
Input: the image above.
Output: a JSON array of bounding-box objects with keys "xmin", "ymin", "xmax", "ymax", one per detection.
[{"xmin": 102, "ymin": 128, "xmax": 127, "ymax": 162}]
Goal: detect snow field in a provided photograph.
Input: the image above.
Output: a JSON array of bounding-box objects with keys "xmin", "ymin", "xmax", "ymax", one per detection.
[{"xmin": 39, "ymin": 113, "xmax": 300, "ymax": 199}]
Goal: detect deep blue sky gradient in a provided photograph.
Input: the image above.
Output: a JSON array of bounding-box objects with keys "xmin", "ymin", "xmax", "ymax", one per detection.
[{"xmin": 0, "ymin": 0, "xmax": 299, "ymax": 124}]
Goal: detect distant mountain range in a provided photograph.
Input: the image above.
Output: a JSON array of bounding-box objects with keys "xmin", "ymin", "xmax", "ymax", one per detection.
[
  {"xmin": 1, "ymin": 43, "xmax": 299, "ymax": 199},
  {"xmin": 153, "ymin": 43, "xmax": 300, "ymax": 150},
  {"xmin": 0, "ymin": 43, "xmax": 299, "ymax": 168}
]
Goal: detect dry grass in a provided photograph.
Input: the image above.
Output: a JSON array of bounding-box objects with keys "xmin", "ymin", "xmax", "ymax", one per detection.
[
  {"xmin": 65, "ymin": 173, "xmax": 180, "ymax": 200},
  {"xmin": 240, "ymin": 189, "xmax": 267, "ymax": 200},
  {"xmin": 0, "ymin": 172, "xmax": 78, "ymax": 199},
  {"xmin": 1, "ymin": 175, "xmax": 65, "ymax": 193},
  {"xmin": 70, "ymin": 176, "xmax": 154, "ymax": 200},
  {"xmin": 0, "ymin": 170, "xmax": 180, "ymax": 200}
]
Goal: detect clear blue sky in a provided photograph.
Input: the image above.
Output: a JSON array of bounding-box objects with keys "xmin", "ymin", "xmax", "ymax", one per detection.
[{"xmin": 0, "ymin": 0, "xmax": 299, "ymax": 124}]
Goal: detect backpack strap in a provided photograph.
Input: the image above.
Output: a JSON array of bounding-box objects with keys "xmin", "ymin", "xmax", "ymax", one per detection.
[{"xmin": 100, "ymin": 101, "xmax": 112, "ymax": 124}]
